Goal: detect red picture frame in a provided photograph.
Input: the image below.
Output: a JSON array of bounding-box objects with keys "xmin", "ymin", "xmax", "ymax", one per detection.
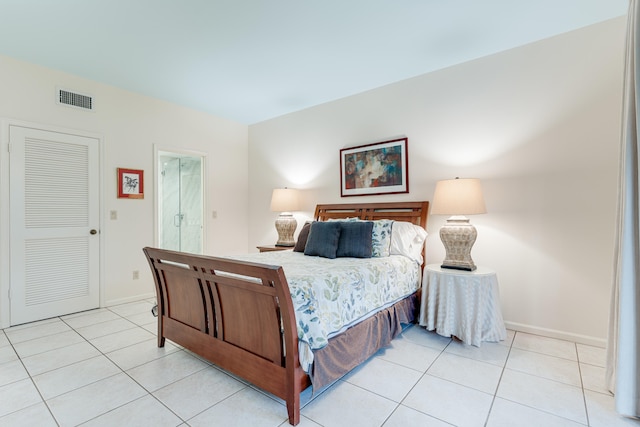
[
  {"xmin": 340, "ymin": 138, "xmax": 409, "ymax": 197},
  {"xmin": 117, "ymin": 168, "xmax": 144, "ymax": 199}
]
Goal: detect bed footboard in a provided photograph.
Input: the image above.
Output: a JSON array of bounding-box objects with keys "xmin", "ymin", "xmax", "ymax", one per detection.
[{"xmin": 143, "ymin": 247, "xmax": 309, "ymax": 426}]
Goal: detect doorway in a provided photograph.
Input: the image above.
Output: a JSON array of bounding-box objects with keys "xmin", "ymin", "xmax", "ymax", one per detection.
[{"xmin": 156, "ymin": 150, "xmax": 204, "ymax": 254}]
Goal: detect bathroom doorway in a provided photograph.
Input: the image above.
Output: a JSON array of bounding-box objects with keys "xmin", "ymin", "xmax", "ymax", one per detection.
[{"xmin": 156, "ymin": 149, "xmax": 205, "ymax": 254}]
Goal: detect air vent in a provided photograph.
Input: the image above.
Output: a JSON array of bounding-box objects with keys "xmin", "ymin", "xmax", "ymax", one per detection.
[{"xmin": 57, "ymin": 88, "xmax": 94, "ymax": 111}]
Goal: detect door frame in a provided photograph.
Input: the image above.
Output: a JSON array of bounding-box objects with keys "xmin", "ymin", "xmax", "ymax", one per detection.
[
  {"xmin": 0, "ymin": 119, "xmax": 104, "ymax": 329},
  {"xmin": 153, "ymin": 145, "xmax": 207, "ymax": 253}
]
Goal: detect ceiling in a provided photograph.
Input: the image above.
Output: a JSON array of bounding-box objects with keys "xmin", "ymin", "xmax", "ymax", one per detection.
[{"xmin": 0, "ymin": 1, "xmax": 628, "ymax": 124}]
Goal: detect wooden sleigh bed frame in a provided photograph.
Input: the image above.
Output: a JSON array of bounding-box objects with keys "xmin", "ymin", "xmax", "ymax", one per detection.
[{"xmin": 143, "ymin": 201, "xmax": 428, "ymax": 425}]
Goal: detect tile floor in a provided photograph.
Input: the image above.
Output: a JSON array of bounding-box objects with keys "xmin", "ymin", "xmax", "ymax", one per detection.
[{"xmin": 1, "ymin": 298, "xmax": 639, "ymax": 427}]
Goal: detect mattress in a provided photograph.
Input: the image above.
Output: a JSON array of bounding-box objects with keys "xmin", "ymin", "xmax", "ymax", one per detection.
[{"xmin": 228, "ymin": 251, "xmax": 421, "ymax": 371}]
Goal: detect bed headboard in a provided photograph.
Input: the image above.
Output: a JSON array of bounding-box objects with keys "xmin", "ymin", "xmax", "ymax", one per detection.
[{"xmin": 314, "ymin": 201, "xmax": 429, "ymax": 230}]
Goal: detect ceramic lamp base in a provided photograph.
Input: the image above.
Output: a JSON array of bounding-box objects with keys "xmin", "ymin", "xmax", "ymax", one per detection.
[
  {"xmin": 439, "ymin": 216, "xmax": 478, "ymax": 271},
  {"xmin": 275, "ymin": 213, "xmax": 297, "ymax": 247}
]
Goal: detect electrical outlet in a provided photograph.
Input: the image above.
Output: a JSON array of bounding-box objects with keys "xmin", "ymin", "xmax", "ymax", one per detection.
[{"xmin": 132, "ymin": 270, "xmax": 139, "ymax": 280}]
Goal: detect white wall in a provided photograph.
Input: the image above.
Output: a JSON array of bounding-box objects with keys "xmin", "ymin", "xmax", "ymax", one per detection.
[
  {"xmin": 248, "ymin": 18, "xmax": 626, "ymax": 346},
  {"xmin": 0, "ymin": 54, "xmax": 249, "ymax": 325}
]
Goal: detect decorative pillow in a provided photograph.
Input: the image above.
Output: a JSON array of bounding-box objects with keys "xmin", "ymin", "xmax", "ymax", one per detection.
[
  {"xmin": 327, "ymin": 217, "xmax": 359, "ymax": 222},
  {"xmin": 390, "ymin": 221, "xmax": 428, "ymax": 264},
  {"xmin": 336, "ymin": 221, "xmax": 373, "ymax": 258},
  {"xmin": 371, "ymin": 219, "xmax": 394, "ymax": 257},
  {"xmin": 293, "ymin": 221, "xmax": 312, "ymax": 252},
  {"xmin": 304, "ymin": 221, "xmax": 342, "ymax": 259}
]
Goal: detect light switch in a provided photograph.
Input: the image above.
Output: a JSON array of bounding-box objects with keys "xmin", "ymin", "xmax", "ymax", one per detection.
[
  {"xmin": 110, "ymin": 210, "xmax": 118, "ymax": 220},
  {"xmin": 212, "ymin": 210, "xmax": 217, "ymax": 219}
]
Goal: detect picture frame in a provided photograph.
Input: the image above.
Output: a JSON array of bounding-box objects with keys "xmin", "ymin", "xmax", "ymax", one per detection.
[
  {"xmin": 117, "ymin": 168, "xmax": 144, "ymax": 199},
  {"xmin": 340, "ymin": 137, "xmax": 408, "ymax": 197}
]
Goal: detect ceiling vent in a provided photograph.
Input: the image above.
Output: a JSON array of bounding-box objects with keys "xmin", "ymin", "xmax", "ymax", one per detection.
[{"xmin": 57, "ymin": 88, "xmax": 94, "ymax": 111}]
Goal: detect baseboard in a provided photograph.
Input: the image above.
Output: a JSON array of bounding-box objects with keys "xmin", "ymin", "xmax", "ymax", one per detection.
[
  {"xmin": 101, "ymin": 296, "xmax": 609, "ymax": 348},
  {"xmin": 104, "ymin": 292, "xmax": 155, "ymax": 308},
  {"xmin": 504, "ymin": 321, "xmax": 607, "ymax": 348}
]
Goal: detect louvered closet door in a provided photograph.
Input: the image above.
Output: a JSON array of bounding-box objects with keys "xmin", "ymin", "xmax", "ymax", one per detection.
[{"xmin": 9, "ymin": 126, "xmax": 100, "ymax": 325}]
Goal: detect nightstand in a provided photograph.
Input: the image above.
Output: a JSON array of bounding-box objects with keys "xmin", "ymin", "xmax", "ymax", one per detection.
[
  {"xmin": 256, "ymin": 245, "xmax": 293, "ymax": 253},
  {"xmin": 419, "ymin": 264, "xmax": 507, "ymax": 346}
]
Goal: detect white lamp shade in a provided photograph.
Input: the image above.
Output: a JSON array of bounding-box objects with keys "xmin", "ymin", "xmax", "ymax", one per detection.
[
  {"xmin": 431, "ymin": 178, "xmax": 487, "ymax": 216},
  {"xmin": 270, "ymin": 188, "xmax": 300, "ymax": 212}
]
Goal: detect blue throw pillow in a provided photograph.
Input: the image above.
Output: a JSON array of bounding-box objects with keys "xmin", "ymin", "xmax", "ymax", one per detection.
[
  {"xmin": 336, "ymin": 221, "xmax": 373, "ymax": 258},
  {"xmin": 304, "ymin": 221, "xmax": 342, "ymax": 259}
]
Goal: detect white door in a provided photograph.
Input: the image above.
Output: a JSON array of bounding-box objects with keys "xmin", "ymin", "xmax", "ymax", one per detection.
[{"xmin": 9, "ymin": 125, "xmax": 100, "ymax": 325}]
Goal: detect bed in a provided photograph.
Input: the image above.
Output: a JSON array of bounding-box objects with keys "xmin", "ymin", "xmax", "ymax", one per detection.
[{"xmin": 143, "ymin": 201, "xmax": 429, "ymax": 425}]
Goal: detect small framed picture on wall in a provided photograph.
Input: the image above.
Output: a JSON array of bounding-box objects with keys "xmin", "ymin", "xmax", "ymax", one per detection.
[{"xmin": 117, "ymin": 168, "xmax": 144, "ymax": 199}]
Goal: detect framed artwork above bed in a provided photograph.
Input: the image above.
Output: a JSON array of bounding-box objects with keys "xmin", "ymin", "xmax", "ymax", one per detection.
[{"xmin": 340, "ymin": 137, "xmax": 408, "ymax": 197}]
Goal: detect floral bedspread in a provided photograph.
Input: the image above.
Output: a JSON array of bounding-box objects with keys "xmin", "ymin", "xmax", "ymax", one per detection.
[{"xmin": 227, "ymin": 251, "xmax": 421, "ymax": 370}]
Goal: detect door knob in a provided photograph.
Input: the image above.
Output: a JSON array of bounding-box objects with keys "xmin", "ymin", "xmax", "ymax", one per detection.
[{"xmin": 90, "ymin": 229, "xmax": 97, "ymax": 235}]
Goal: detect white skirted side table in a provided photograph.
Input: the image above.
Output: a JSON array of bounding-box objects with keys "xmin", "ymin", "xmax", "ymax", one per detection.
[{"xmin": 419, "ymin": 264, "xmax": 507, "ymax": 346}]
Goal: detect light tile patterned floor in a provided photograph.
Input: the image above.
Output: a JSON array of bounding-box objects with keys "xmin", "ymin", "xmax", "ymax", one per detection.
[{"xmin": 0, "ymin": 299, "xmax": 638, "ymax": 427}]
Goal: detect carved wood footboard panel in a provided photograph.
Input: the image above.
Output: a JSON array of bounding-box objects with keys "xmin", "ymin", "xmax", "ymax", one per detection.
[{"xmin": 143, "ymin": 247, "xmax": 309, "ymax": 425}]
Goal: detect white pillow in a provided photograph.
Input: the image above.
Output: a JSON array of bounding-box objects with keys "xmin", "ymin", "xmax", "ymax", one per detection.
[{"xmin": 390, "ymin": 221, "xmax": 428, "ymax": 264}]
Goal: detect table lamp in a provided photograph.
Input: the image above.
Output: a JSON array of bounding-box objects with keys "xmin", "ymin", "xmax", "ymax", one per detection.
[
  {"xmin": 431, "ymin": 177, "xmax": 486, "ymax": 271},
  {"xmin": 270, "ymin": 188, "xmax": 300, "ymax": 247}
]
